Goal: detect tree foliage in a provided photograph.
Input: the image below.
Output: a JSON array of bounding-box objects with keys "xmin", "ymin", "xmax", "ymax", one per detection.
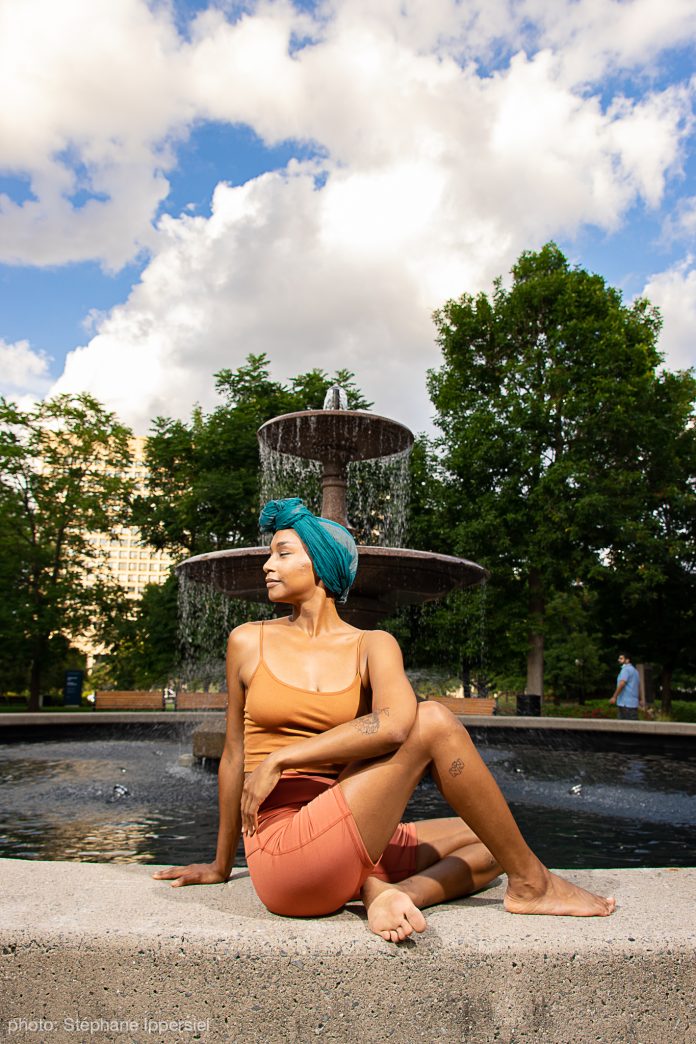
[
  {"xmin": 0, "ymin": 394, "xmax": 134, "ymax": 708},
  {"xmin": 118, "ymin": 357, "xmax": 371, "ymax": 686},
  {"xmin": 135, "ymin": 354, "xmax": 371, "ymax": 556},
  {"xmin": 427, "ymin": 243, "xmax": 696, "ymax": 696},
  {"xmin": 90, "ymin": 574, "xmax": 179, "ymax": 692}
]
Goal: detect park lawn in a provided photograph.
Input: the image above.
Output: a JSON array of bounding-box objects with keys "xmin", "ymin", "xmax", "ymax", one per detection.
[
  {"xmin": 541, "ymin": 697, "xmax": 695, "ymax": 724},
  {"xmin": 493, "ymin": 692, "xmax": 696, "ymax": 724}
]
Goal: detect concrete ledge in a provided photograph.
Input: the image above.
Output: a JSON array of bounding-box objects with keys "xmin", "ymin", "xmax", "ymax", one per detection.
[
  {"xmin": 2, "ymin": 711, "xmax": 695, "ymax": 736},
  {"xmin": 2, "ymin": 710, "xmax": 694, "ymax": 737},
  {"xmin": 189, "ymin": 714, "xmax": 696, "ymax": 760},
  {"xmin": 1, "ymin": 860, "xmax": 694, "ymax": 1043},
  {"xmin": 0, "ymin": 712, "xmax": 208, "ymax": 726}
]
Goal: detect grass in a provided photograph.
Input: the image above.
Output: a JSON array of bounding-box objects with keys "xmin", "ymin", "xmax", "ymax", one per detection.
[{"xmin": 494, "ymin": 692, "xmax": 696, "ymax": 723}]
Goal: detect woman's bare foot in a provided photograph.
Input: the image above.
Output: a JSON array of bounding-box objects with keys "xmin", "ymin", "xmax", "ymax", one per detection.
[
  {"xmin": 362, "ymin": 877, "xmax": 427, "ymax": 942},
  {"xmin": 504, "ymin": 868, "xmax": 616, "ymax": 917}
]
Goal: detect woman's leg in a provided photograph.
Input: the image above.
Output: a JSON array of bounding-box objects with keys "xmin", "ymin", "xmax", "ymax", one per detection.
[
  {"xmin": 363, "ymin": 840, "xmax": 500, "ymax": 942},
  {"xmin": 363, "ymin": 817, "xmax": 502, "ymax": 942},
  {"xmin": 410, "ymin": 817, "xmax": 502, "ymax": 896},
  {"xmin": 411, "ymin": 816, "xmax": 480, "ymax": 861},
  {"xmin": 408, "ymin": 817, "xmax": 502, "ymax": 904},
  {"xmin": 338, "ymin": 702, "xmax": 615, "ymax": 939}
]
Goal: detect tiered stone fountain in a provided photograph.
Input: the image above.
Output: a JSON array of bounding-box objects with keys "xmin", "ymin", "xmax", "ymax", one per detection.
[{"xmin": 178, "ymin": 386, "xmax": 487, "ymax": 627}]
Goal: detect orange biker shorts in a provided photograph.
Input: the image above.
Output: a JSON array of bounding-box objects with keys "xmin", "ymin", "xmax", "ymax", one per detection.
[{"xmin": 243, "ymin": 774, "xmax": 418, "ymax": 917}]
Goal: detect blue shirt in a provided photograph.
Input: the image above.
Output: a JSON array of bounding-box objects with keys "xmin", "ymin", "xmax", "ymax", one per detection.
[{"xmin": 617, "ymin": 664, "xmax": 640, "ymax": 707}]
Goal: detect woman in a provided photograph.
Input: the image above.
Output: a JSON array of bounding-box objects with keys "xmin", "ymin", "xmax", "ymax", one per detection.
[{"xmin": 153, "ymin": 498, "xmax": 615, "ymax": 941}]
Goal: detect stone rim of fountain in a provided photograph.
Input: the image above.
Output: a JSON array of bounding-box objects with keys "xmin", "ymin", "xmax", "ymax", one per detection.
[{"xmin": 258, "ymin": 409, "xmax": 414, "ymax": 464}]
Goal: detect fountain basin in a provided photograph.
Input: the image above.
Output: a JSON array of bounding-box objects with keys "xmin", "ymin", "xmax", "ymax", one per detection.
[
  {"xmin": 178, "ymin": 545, "xmax": 488, "ymax": 626},
  {"xmin": 1, "ymin": 717, "xmax": 693, "ymax": 869},
  {"xmin": 258, "ymin": 409, "xmax": 413, "ymax": 463}
]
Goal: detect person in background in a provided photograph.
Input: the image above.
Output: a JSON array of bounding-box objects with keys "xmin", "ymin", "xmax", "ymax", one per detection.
[{"xmin": 609, "ymin": 653, "xmax": 643, "ymax": 720}]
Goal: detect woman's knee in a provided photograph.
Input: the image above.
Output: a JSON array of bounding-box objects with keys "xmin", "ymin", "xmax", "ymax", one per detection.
[{"xmin": 413, "ymin": 700, "xmax": 471, "ymax": 744}]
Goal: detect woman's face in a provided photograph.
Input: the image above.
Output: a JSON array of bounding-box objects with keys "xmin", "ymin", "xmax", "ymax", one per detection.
[{"xmin": 262, "ymin": 529, "xmax": 318, "ymax": 603}]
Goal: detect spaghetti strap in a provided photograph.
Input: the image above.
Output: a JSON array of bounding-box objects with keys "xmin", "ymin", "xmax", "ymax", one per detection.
[
  {"xmin": 259, "ymin": 620, "xmax": 265, "ymax": 660},
  {"xmin": 355, "ymin": 630, "xmax": 365, "ymax": 673}
]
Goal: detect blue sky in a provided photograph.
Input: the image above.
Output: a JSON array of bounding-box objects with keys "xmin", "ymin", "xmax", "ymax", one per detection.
[
  {"xmin": 1, "ymin": 0, "xmax": 695, "ymax": 433},
  {"xmin": 0, "ymin": 124, "xmax": 316, "ymax": 366}
]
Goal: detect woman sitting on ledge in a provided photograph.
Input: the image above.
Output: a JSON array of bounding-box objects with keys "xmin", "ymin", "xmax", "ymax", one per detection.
[{"xmin": 153, "ymin": 498, "xmax": 615, "ymax": 941}]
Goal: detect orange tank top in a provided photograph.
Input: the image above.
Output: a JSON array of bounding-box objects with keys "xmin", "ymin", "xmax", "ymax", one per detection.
[{"xmin": 243, "ymin": 622, "xmax": 370, "ymax": 777}]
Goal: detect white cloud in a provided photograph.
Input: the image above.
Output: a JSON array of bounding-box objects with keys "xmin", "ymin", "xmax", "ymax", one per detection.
[
  {"xmin": 51, "ymin": 168, "xmax": 440, "ymax": 431},
  {"xmin": 0, "ymin": 0, "xmax": 190, "ymax": 268},
  {"xmin": 662, "ymin": 194, "xmax": 696, "ymax": 242},
  {"xmin": 0, "ymin": 339, "xmax": 53, "ymax": 403},
  {"xmin": 527, "ymin": 0, "xmax": 696, "ymax": 84},
  {"xmin": 642, "ymin": 259, "xmax": 696, "ymax": 371},
  {"xmin": 2, "ymin": 0, "xmax": 694, "ymax": 430},
  {"xmin": 2, "ymin": 0, "xmax": 695, "ymax": 270}
]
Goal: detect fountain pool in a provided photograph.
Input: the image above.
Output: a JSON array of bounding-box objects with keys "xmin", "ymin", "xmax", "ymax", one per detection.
[{"xmin": 2, "ymin": 728, "xmax": 693, "ymax": 870}]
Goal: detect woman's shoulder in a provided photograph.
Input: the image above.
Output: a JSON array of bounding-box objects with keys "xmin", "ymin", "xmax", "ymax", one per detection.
[
  {"xmin": 227, "ymin": 619, "xmax": 266, "ymax": 651},
  {"xmin": 362, "ymin": 629, "xmax": 402, "ymax": 654}
]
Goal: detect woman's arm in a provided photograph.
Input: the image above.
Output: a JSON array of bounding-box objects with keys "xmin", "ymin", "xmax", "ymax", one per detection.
[
  {"xmin": 211, "ymin": 628, "xmax": 247, "ymax": 873},
  {"xmin": 241, "ymin": 630, "xmax": 417, "ymax": 834},
  {"xmin": 152, "ymin": 625, "xmax": 248, "ymax": 885},
  {"xmin": 279, "ymin": 630, "xmax": 415, "ymax": 764}
]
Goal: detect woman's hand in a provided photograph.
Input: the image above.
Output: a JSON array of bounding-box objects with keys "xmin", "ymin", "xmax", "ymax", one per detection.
[
  {"xmin": 241, "ymin": 755, "xmax": 282, "ymax": 837},
  {"xmin": 151, "ymin": 862, "xmax": 230, "ymax": 887}
]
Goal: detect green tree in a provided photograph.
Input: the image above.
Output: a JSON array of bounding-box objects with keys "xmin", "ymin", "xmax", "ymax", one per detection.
[
  {"xmin": 593, "ymin": 368, "xmax": 696, "ymax": 710},
  {"xmin": 428, "ymin": 242, "xmax": 694, "ymax": 697},
  {"xmin": 135, "ymin": 354, "xmax": 371, "ymax": 556},
  {"xmin": 383, "ymin": 435, "xmax": 520, "ymax": 693},
  {"xmin": 0, "ymin": 394, "xmax": 133, "ymax": 709},
  {"xmin": 92, "ymin": 573, "xmax": 179, "ymax": 691}
]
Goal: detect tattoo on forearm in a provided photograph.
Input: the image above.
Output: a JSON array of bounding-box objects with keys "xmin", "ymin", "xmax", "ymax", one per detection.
[
  {"xmin": 351, "ymin": 708, "xmax": 390, "ymax": 735},
  {"xmin": 448, "ymin": 757, "xmax": 465, "ymax": 777}
]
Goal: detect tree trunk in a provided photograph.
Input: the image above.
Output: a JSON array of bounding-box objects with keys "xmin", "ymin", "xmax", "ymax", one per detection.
[
  {"xmin": 660, "ymin": 665, "xmax": 673, "ymax": 716},
  {"xmin": 461, "ymin": 658, "xmax": 471, "ymax": 699},
  {"xmin": 27, "ymin": 635, "xmax": 48, "ymax": 712},
  {"xmin": 526, "ymin": 568, "xmax": 544, "ymax": 697},
  {"xmin": 28, "ymin": 658, "xmax": 42, "ymax": 712}
]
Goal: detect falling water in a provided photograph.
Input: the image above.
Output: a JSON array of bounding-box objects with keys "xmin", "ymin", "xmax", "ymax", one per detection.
[
  {"xmin": 259, "ymin": 444, "xmax": 411, "ymax": 547},
  {"xmin": 258, "ymin": 442, "xmax": 322, "ymax": 527},
  {"xmin": 177, "ymin": 572, "xmax": 273, "ymax": 691},
  {"xmin": 476, "ymin": 578, "xmax": 489, "ymax": 697},
  {"xmin": 347, "ymin": 449, "xmax": 410, "ymax": 546},
  {"xmin": 323, "ymin": 384, "xmax": 348, "ymax": 410}
]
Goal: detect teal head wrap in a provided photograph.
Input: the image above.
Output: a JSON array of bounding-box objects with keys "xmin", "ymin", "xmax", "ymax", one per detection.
[{"xmin": 259, "ymin": 497, "xmax": 358, "ymax": 604}]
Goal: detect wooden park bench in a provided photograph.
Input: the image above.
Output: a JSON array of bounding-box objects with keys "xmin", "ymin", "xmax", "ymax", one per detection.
[
  {"xmin": 175, "ymin": 692, "xmax": 228, "ymax": 711},
  {"xmin": 428, "ymin": 696, "xmax": 497, "ymax": 716},
  {"xmin": 94, "ymin": 690, "xmax": 164, "ymax": 711}
]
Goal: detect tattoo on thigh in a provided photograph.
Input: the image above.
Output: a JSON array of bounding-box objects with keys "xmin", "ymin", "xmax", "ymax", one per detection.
[
  {"xmin": 351, "ymin": 708, "xmax": 390, "ymax": 734},
  {"xmin": 448, "ymin": 757, "xmax": 465, "ymax": 777}
]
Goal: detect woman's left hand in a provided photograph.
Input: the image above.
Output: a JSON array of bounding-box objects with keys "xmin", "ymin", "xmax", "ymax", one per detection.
[{"xmin": 241, "ymin": 756, "xmax": 282, "ymax": 836}]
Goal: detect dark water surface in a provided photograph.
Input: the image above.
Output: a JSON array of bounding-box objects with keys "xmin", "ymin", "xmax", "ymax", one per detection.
[{"xmin": 0, "ymin": 734, "xmax": 694, "ymax": 869}]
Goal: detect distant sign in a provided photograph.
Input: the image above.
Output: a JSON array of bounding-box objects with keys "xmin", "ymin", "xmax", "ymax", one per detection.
[{"xmin": 64, "ymin": 670, "xmax": 84, "ymax": 706}]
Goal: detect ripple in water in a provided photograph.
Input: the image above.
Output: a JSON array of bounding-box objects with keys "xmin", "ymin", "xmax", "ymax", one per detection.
[{"xmin": 0, "ymin": 736, "xmax": 693, "ymax": 868}]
